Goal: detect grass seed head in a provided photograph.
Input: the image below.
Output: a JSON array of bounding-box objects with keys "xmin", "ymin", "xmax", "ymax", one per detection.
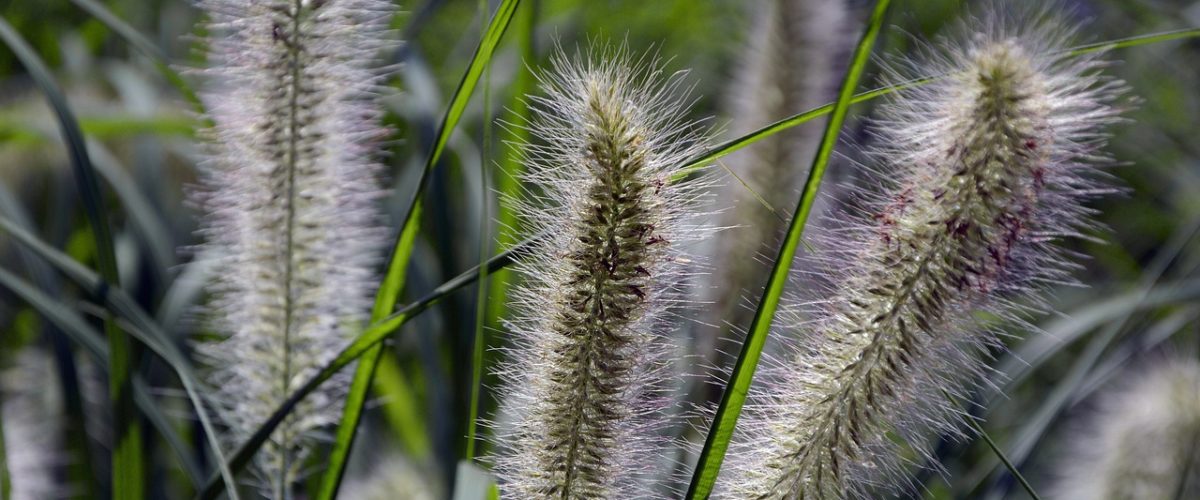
[
  {"xmin": 722, "ymin": 7, "xmax": 1128, "ymax": 499},
  {"xmin": 490, "ymin": 44, "xmax": 715, "ymax": 499}
]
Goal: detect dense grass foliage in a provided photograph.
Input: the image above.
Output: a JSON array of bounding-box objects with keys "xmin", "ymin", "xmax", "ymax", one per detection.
[{"xmin": 0, "ymin": 1, "xmax": 1199, "ymax": 499}]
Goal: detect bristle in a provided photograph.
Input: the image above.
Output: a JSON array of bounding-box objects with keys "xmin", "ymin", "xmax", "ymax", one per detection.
[
  {"xmin": 722, "ymin": 7, "xmax": 1127, "ymax": 498},
  {"xmin": 489, "ymin": 45, "xmax": 715, "ymax": 499},
  {"xmin": 191, "ymin": 0, "xmax": 393, "ymax": 495}
]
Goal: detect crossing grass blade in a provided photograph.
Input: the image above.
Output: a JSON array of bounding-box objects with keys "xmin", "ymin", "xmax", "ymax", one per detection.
[
  {"xmin": 0, "ymin": 17, "xmax": 146, "ymax": 499},
  {"xmin": 684, "ymin": 1, "xmax": 892, "ymax": 497},
  {"xmin": 318, "ymin": 1, "xmax": 522, "ymax": 497}
]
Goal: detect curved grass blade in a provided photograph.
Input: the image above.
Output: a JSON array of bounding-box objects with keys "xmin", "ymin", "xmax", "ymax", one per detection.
[
  {"xmin": 685, "ymin": 1, "xmax": 892, "ymax": 497},
  {"xmin": 0, "ymin": 17, "xmax": 145, "ymax": 499},
  {"xmin": 0, "ymin": 266, "xmax": 204, "ymax": 489},
  {"xmin": 318, "ymin": 1, "xmax": 522, "ymax": 498},
  {"xmin": 199, "ymin": 240, "xmax": 524, "ymax": 500},
  {"xmin": 0, "ymin": 215, "xmax": 240, "ymax": 499},
  {"xmin": 67, "ymin": 0, "xmax": 205, "ymax": 116}
]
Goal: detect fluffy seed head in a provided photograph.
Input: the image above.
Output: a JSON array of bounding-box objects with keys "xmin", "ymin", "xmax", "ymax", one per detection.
[
  {"xmin": 490, "ymin": 46, "xmax": 714, "ymax": 499},
  {"xmin": 191, "ymin": 0, "xmax": 392, "ymax": 493},
  {"xmin": 1054, "ymin": 359, "xmax": 1200, "ymax": 500},
  {"xmin": 722, "ymin": 9, "xmax": 1127, "ymax": 499}
]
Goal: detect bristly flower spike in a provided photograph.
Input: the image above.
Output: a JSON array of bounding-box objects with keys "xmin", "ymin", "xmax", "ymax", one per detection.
[
  {"xmin": 491, "ymin": 45, "xmax": 715, "ymax": 499},
  {"xmin": 191, "ymin": 0, "xmax": 393, "ymax": 496},
  {"xmin": 722, "ymin": 8, "xmax": 1128, "ymax": 499},
  {"xmin": 1053, "ymin": 359, "xmax": 1200, "ymax": 500}
]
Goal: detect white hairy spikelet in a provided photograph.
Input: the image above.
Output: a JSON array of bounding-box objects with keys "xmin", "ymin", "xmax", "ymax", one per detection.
[
  {"xmin": 722, "ymin": 9, "xmax": 1127, "ymax": 499},
  {"xmin": 700, "ymin": 0, "xmax": 849, "ymax": 340},
  {"xmin": 490, "ymin": 47, "xmax": 714, "ymax": 499},
  {"xmin": 192, "ymin": 0, "xmax": 392, "ymax": 495},
  {"xmin": 1, "ymin": 349, "xmax": 62, "ymax": 500},
  {"xmin": 1054, "ymin": 359, "xmax": 1200, "ymax": 499}
]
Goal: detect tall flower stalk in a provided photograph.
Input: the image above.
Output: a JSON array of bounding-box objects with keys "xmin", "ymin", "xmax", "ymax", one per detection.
[
  {"xmin": 1054, "ymin": 359, "xmax": 1200, "ymax": 499},
  {"xmin": 492, "ymin": 48, "xmax": 713, "ymax": 498},
  {"xmin": 193, "ymin": 0, "xmax": 391, "ymax": 496},
  {"xmin": 723, "ymin": 11, "xmax": 1126, "ymax": 499}
]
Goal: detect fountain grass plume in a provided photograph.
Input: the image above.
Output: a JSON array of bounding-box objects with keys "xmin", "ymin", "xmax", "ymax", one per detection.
[
  {"xmin": 1054, "ymin": 359, "xmax": 1200, "ymax": 499},
  {"xmin": 1, "ymin": 349, "xmax": 62, "ymax": 500},
  {"xmin": 490, "ymin": 45, "xmax": 715, "ymax": 499},
  {"xmin": 191, "ymin": 0, "xmax": 392, "ymax": 495},
  {"xmin": 721, "ymin": 7, "xmax": 1128, "ymax": 499}
]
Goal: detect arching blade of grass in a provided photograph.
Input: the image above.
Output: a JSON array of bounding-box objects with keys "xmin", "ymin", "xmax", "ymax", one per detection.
[
  {"xmin": 684, "ymin": 1, "xmax": 892, "ymax": 497},
  {"xmin": 0, "ymin": 17, "xmax": 145, "ymax": 500},
  {"xmin": 199, "ymin": 240, "xmax": 524, "ymax": 500},
  {"xmin": 319, "ymin": 1, "xmax": 522, "ymax": 498},
  {"xmin": 0, "ymin": 266, "xmax": 204, "ymax": 489},
  {"xmin": 68, "ymin": 0, "xmax": 206, "ymax": 117},
  {"xmin": 0, "ymin": 215, "xmax": 240, "ymax": 499}
]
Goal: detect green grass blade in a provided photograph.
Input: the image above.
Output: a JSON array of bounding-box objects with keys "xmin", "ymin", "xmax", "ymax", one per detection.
[
  {"xmin": 0, "ymin": 215, "xmax": 240, "ymax": 499},
  {"xmin": 1067, "ymin": 27, "xmax": 1200, "ymax": 56},
  {"xmin": 373, "ymin": 352, "xmax": 432, "ymax": 457},
  {"xmin": 319, "ymin": 1, "xmax": 521, "ymax": 497},
  {"xmin": 67, "ymin": 0, "xmax": 206, "ymax": 117},
  {"xmin": 198, "ymin": 240, "xmax": 525, "ymax": 500},
  {"xmin": 315, "ymin": 204, "xmax": 420, "ymax": 500},
  {"xmin": 684, "ymin": 1, "xmax": 892, "ymax": 497},
  {"xmin": 0, "ymin": 17, "xmax": 144, "ymax": 499}
]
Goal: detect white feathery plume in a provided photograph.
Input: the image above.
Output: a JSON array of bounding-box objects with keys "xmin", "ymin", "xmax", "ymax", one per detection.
[
  {"xmin": 490, "ymin": 46, "xmax": 715, "ymax": 499},
  {"xmin": 1053, "ymin": 359, "xmax": 1200, "ymax": 500},
  {"xmin": 191, "ymin": 0, "xmax": 392, "ymax": 495},
  {"xmin": 1, "ymin": 349, "xmax": 62, "ymax": 500},
  {"xmin": 721, "ymin": 8, "xmax": 1128, "ymax": 498}
]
